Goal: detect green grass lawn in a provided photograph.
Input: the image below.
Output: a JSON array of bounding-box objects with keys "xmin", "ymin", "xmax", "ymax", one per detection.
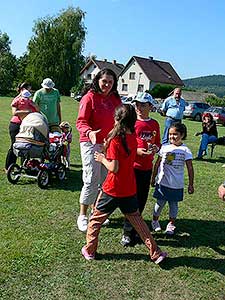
[{"xmin": 0, "ymin": 96, "xmax": 224, "ymax": 300}]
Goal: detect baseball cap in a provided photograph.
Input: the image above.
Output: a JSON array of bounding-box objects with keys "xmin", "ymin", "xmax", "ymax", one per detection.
[
  {"xmin": 132, "ymin": 92, "xmax": 155, "ymax": 106},
  {"xmin": 41, "ymin": 78, "xmax": 55, "ymax": 89}
]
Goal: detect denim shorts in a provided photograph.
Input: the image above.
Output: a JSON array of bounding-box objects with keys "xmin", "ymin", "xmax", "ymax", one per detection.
[{"xmin": 153, "ymin": 184, "xmax": 183, "ymax": 202}]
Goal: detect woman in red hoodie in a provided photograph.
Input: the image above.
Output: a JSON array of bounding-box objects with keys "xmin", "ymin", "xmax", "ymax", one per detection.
[{"xmin": 76, "ymin": 69, "xmax": 121, "ymax": 232}]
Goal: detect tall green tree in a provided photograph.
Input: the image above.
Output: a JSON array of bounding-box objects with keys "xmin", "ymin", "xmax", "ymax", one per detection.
[
  {"xmin": 0, "ymin": 31, "xmax": 17, "ymax": 94},
  {"xmin": 26, "ymin": 7, "xmax": 86, "ymax": 95},
  {"xmin": 15, "ymin": 53, "xmax": 29, "ymax": 86},
  {"xmin": 147, "ymin": 84, "xmax": 175, "ymax": 99}
]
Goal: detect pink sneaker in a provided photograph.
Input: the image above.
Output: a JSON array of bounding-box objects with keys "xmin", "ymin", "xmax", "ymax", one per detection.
[
  {"xmin": 81, "ymin": 246, "xmax": 95, "ymax": 260},
  {"xmin": 165, "ymin": 222, "xmax": 176, "ymax": 235},
  {"xmin": 154, "ymin": 252, "xmax": 168, "ymax": 264}
]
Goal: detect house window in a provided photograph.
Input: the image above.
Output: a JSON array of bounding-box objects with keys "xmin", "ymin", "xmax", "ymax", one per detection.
[
  {"xmin": 129, "ymin": 72, "xmax": 135, "ymax": 80},
  {"xmin": 122, "ymin": 84, "xmax": 128, "ymax": 91},
  {"xmin": 137, "ymin": 84, "xmax": 144, "ymax": 92}
]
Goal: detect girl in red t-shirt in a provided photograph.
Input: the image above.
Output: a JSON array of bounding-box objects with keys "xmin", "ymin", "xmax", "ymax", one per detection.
[{"xmin": 81, "ymin": 104, "xmax": 167, "ymax": 264}]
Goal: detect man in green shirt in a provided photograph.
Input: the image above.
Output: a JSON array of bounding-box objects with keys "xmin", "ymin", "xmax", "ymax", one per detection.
[{"xmin": 33, "ymin": 78, "xmax": 61, "ymax": 132}]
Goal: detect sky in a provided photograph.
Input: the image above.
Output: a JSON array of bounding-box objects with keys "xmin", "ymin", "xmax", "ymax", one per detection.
[{"xmin": 1, "ymin": 0, "xmax": 225, "ymax": 79}]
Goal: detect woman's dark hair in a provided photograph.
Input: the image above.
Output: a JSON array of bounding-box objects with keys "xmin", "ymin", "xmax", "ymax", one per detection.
[
  {"xmin": 169, "ymin": 122, "xmax": 187, "ymax": 140},
  {"xmin": 104, "ymin": 104, "xmax": 137, "ymax": 155},
  {"xmin": 81, "ymin": 68, "xmax": 119, "ymax": 97},
  {"xmin": 203, "ymin": 112, "xmax": 213, "ymax": 123},
  {"xmin": 17, "ymin": 82, "xmax": 31, "ymax": 93}
]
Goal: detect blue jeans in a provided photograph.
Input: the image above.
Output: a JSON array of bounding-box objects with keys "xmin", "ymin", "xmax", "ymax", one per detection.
[
  {"xmin": 162, "ymin": 118, "xmax": 181, "ymax": 144},
  {"xmin": 153, "ymin": 198, "xmax": 178, "ymax": 219},
  {"xmin": 197, "ymin": 134, "xmax": 217, "ymax": 158}
]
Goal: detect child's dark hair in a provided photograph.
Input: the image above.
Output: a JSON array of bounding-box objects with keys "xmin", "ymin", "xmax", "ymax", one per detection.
[
  {"xmin": 202, "ymin": 112, "xmax": 213, "ymax": 123},
  {"xmin": 169, "ymin": 122, "xmax": 187, "ymax": 140},
  {"xmin": 81, "ymin": 68, "xmax": 119, "ymax": 97},
  {"xmin": 17, "ymin": 82, "xmax": 31, "ymax": 93},
  {"xmin": 104, "ymin": 104, "xmax": 137, "ymax": 155}
]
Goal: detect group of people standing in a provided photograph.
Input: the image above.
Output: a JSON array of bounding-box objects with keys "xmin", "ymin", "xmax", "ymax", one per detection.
[
  {"xmin": 5, "ymin": 78, "xmax": 63, "ymax": 171},
  {"xmin": 5, "ymin": 68, "xmax": 223, "ymax": 265},
  {"xmin": 75, "ymin": 69, "xmax": 196, "ymax": 263}
]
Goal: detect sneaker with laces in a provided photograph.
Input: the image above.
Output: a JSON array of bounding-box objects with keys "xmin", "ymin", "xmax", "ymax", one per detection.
[
  {"xmin": 151, "ymin": 220, "xmax": 161, "ymax": 232},
  {"xmin": 154, "ymin": 251, "xmax": 168, "ymax": 264},
  {"xmin": 165, "ymin": 222, "xmax": 176, "ymax": 235},
  {"xmin": 77, "ymin": 215, "xmax": 88, "ymax": 232},
  {"xmin": 81, "ymin": 246, "xmax": 95, "ymax": 260},
  {"xmin": 120, "ymin": 235, "xmax": 131, "ymax": 246}
]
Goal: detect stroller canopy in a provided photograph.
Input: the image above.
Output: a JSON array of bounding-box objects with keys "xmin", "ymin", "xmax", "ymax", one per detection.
[{"xmin": 16, "ymin": 112, "xmax": 49, "ymax": 142}]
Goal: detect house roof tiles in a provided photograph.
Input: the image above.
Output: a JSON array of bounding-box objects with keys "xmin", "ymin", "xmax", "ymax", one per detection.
[
  {"xmin": 121, "ymin": 56, "xmax": 184, "ymax": 86},
  {"xmin": 80, "ymin": 58, "xmax": 124, "ymax": 77}
]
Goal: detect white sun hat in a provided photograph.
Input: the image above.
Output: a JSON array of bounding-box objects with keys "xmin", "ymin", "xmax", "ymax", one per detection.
[{"xmin": 41, "ymin": 78, "xmax": 55, "ymax": 89}]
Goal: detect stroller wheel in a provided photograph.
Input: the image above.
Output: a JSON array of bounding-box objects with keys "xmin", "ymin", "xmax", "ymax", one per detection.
[
  {"xmin": 56, "ymin": 163, "xmax": 66, "ymax": 181},
  {"xmin": 37, "ymin": 169, "xmax": 49, "ymax": 189},
  {"xmin": 7, "ymin": 163, "xmax": 21, "ymax": 184}
]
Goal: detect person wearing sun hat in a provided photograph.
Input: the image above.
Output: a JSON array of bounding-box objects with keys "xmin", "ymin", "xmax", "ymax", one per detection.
[{"xmin": 33, "ymin": 78, "xmax": 61, "ymax": 132}]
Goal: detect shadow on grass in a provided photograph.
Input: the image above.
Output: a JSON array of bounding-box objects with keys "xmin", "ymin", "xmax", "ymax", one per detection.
[
  {"xmin": 153, "ymin": 219, "xmax": 225, "ymax": 254},
  {"xmin": 109, "ymin": 217, "xmax": 224, "ymax": 245},
  {"xmin": 49, "ymin": 169, "xmax": 83, "ymax": 191},
  {"xmin": 70, "ymin": 163, "xmax": 82, "ymax": 168},
  {"xmin": 193, "ymin": 156, "xmax": 225, "ymax": 164},
  {"xmin": 96, "ymin": 253, "xmax": 225, "ymax": 275},
  {"xmin": 160, "ymin": 256, "xmax": 225, "ymax": 275},
  {"xmin": 4, "ymin": 168, "xmax": 83, "ymax": 192},
  {"xmin": 108, "ymin": 216, "xmax": 225, "ymax": 256},
  {"xmin": 96, "ymin": 252, "xmax": 149, "ymax": 262}
]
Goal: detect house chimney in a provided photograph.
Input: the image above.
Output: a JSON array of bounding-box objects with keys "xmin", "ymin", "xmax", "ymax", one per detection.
[
  {"xmin": 112, "ymin": 60, "xmax": 116, "ymax": 64},
  {"xmin": 104, "ymin": 58, "xmax": 107, "ymax": 62},
  {"xmin": 149, "ymin": 56, "xmax": 153, "ymax": 60}
]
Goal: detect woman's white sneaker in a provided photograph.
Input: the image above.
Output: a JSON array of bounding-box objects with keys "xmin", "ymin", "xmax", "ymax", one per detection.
[{"xmin": 77, "ymin": 215, "xmax": 88, "ymax": 232}]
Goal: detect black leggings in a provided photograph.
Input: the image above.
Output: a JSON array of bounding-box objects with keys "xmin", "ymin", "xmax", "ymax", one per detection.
[{"xmin": 5, "ymin": 122, "xmax": 20, "ymax": 169}]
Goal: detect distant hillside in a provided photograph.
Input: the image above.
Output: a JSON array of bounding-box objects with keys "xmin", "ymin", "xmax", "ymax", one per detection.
[{"xmin": 183, "ymin": 75, "xmax": 225, "ymax": 97}]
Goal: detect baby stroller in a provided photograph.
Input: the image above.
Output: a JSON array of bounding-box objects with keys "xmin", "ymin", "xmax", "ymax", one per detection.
[{"xmin": 7, "ymin": 112, "xmax": 66, "ymax": 189}]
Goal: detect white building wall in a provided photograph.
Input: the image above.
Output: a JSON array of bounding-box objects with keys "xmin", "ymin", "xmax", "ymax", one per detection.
[
  {"xmin": 81, "ymin": 64, "xmax": 100, "ymax": 83},
  {"xmin": 118, "ymin": 61, "xmax": 150, "ymax": 96}
]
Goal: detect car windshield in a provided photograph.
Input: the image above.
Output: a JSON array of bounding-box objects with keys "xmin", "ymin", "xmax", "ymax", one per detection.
[
  {"xmin": 206, "ymin": 107, "xmax": 215, "ymax": 112},
  {"xmin": 214, "ymin": 108, "xmax": 222, "ymax": 113}
]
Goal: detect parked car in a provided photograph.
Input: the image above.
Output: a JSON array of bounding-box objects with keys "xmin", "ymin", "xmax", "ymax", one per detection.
[
  {"xmin": 74, "ymin": 94, "xmax": 82, "ymax": 102},
  {"xmin": 183, "ymin": 101, "xmax": 210, "ymax": 121},
  {"xmin": 202, "ymin": 107, "xmax": 225, "ymax": 126},
  {"xmin": 121, "ymin": 94, "xmax": 135, "ymax": 104},
  {"xmin": 150, "ymin": 99, "xmax": 162, "ymax": 112}
]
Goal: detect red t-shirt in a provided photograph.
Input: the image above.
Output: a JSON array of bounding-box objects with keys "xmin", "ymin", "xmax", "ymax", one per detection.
[
  {"xmin": 76, "ymin": 90, "xmax": 121, "ymax": 144},
  {"xmin": 11, "ymin": 96, "xmax": 38, "ymax": 124},
  {"xmin": 102, "ymin": 133, "xmax": 137, "ymax": 197},
  {"xmin": 133, "ymin": 118, "xmax": 161, "ymax": 171}
]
